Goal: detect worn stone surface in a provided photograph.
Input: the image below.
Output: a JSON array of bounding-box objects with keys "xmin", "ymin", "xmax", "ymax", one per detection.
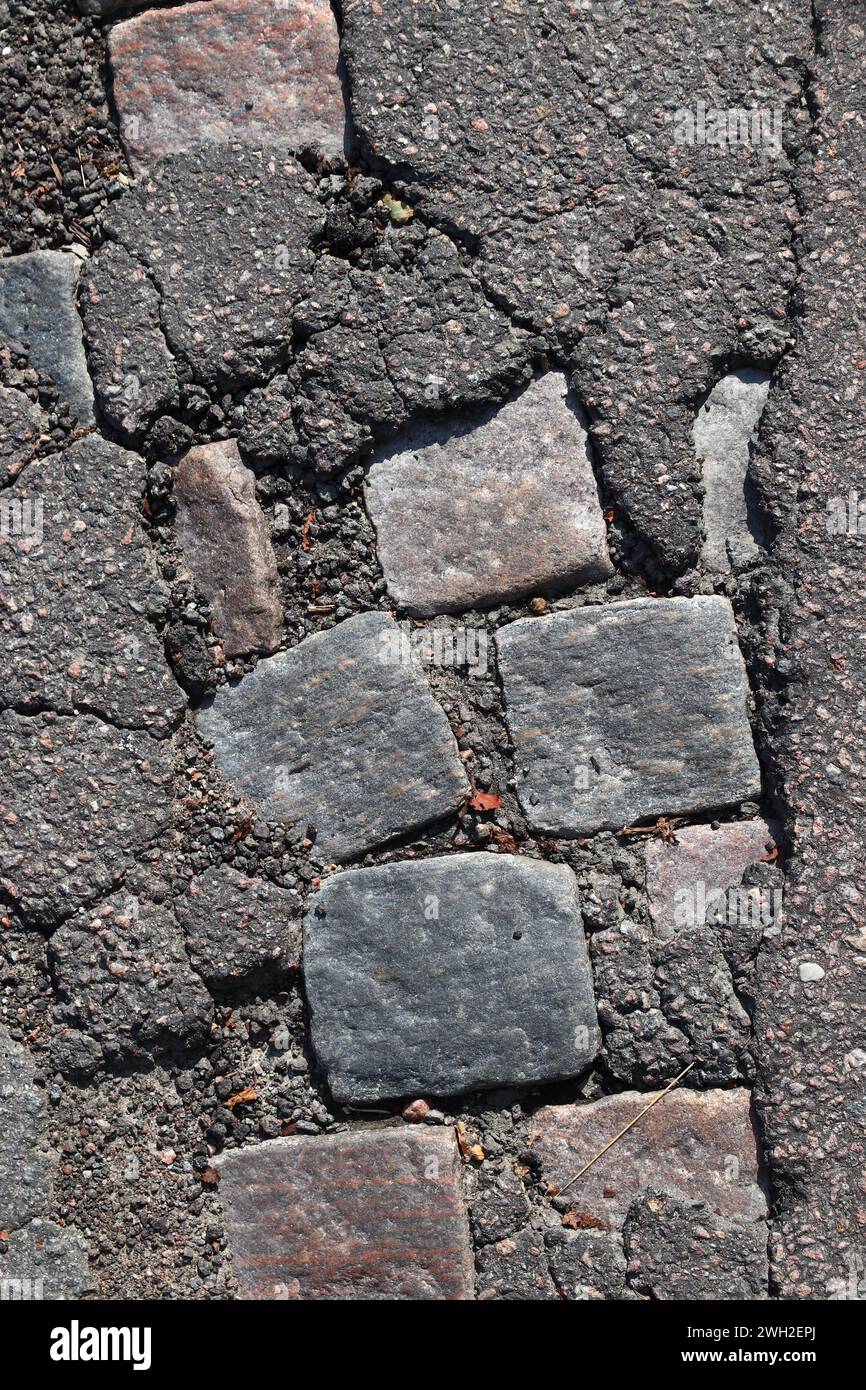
[
  {"xmin": 341, "ymin": 2, "xmax": 811, "ymax": 570},
  {"xmin": 51, "ymin": 893, "xmax": 212, "ymax": 1066},
  {"xmin": 109, "ymin": 0, "xmax": 346, "ymax": 172},
  {"xmin": 644, "ymin": 820, "xmax": 775, "ymax": 940},
  {"xmin": 0, "ymin": 1219, "xmax": 93, "ymax": 1300},
  {"xmin": 496, "ymin": 596, "xmax": 761, "ymax": 835},
  {"xmin": 0, "ymin": 385, "xmax": 47, "ymax": 485},
  {"xmin": 0, "ymin": 712, "xmax": 175, "ymax": 927},
  {"xmin": 79, "ymin": 242, "xmax": 179, "ymax": 439},
  {"xmin": 174, "ymin": 865, "xmax": 301, "ymax": 990},
  {"xmin": 694, "ymin": 369, "xmax": 771, "ymax": 571},
  {"xmin": 86, "ymin": 146, "xmax": 325, "ymax": 403},
  {"xmin": 532, "ymin": 1089, "xmax": 768, "ymax": 1231},
  {"xmin": 304, "ymin": 853, "xmax": 599, "ymax": 1103},
  {"xmin": 474, "ymin": 1226, "xmax": 556, "ymax": 1301},
  {"xmin": 0, "ymin": 435, "xmax": 184, "ymax": 736},
  {"xmin": 0, "ymin": 1026, "xmax": 52, "ymax": 1231},
  {"xmin": 0, "ymin": 251, "xmax": 94, "ymax": 425},
  {"xmin": 624, "ymin": 1191, "xmax": 769, "ymax": 1300},
  {"xmin": 198, "ymin": 611, "xmax": 468, "ymax": 861},
  {"xmin": 241, "ymin": 231, "xmax": 531, "ymax": 478},
  {"xmin": 365, "ymin": 372, "xmax": 611, "ymax": 615},
  {"xmin": 217, "ymin": 1127, "xmax": 474, "ymax": 1300},
  {"xmin": 173, "ymin": 440, "xmax": 282, "ymax": 658},
  {"xmin": 545, "ymin": 1227, "xmax": 629, "ymax": 1302}
]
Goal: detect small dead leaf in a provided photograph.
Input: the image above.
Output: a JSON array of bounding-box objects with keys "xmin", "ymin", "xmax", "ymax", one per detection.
[
  {"xmin": 301, "ymin": 509, "xmax": 314, "ymax": 551},
  {"xmin": 562, "ymin": 1208, "xmax": 608, "ymax": 1231},
  {"xmin": 488, "ymin": 825, "xmax": 519, "ymax": 854},
  {"xmin": 469, "ymin": 790, "xmax": 501, "ymax": 812},
  {"xmin": 226, "ymin": 1085, "xmax": 257, "ymax": 1110},
  {"xmin": 200, "ymin": 1167, "xmax": 221, "ymax": 1187},
  {"xmin": 230, "ymin": 814, "xmax": 254, "ymax": 845}
]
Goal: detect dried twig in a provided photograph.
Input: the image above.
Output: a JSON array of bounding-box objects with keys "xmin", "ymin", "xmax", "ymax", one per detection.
[{"xmin": 553, "ymin": 1061, "xmax": 697, "ymax": 1198}]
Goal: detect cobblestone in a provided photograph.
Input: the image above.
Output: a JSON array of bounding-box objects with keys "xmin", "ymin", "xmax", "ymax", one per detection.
[
  {"xmin": 497, "ymin": 596, "xmax": 761, "ymax": 835},
  {"xmin": 173, "ymin": 440, "xmax": 282, "ymax": 658},
  {"xmin": 109, "ymin": 0, "xmax": 346, "ymax": 173},
  {"xmin": 198, "ymin": 611, "xmax": 468, "ymax": 861},
  {"xmin": 216, "ymin": 1127, "xmax": 474, "ymax": 1300},
  {"xmin": 304, "ymin": 853, "xmax": 598, "ymax": 1103},
  {"xmin": 365, "ymin": 372, "xmax": 611, "ymax": 615}
]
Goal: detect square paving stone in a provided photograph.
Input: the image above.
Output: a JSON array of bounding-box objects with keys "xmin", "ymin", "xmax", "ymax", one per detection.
[
  {"xmin": 197, "ymin": 611, "xmax": 469, "ymax": 861},
  {"xmin": 216, "ymin": 1127, "xmax": 474, "ymax": 1300},
  {"xmin": 110, "ymin": 0, "xmax": 346, "ymax": 172},
  {"xmin": 496, "ymin": 595, "xmax": 761, "ymax": 835},
  {"xmin": 531, "ymin": 1088, "xmax": 768, "ymax": 1232},
  {"xmin": 304, "ymin": 852, "xmax": 599, "ymax": 1103},
  {"xmin": 365, "ymin": 371, "xmax": 612, "ymax": 615}
]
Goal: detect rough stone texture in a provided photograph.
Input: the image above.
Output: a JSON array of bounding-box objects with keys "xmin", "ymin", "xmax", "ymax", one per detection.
[
  {"xmin": 545, "ymin": 1227, "xmax": 629, "ymax": 1302},
  {"xmin": 85, "ymin": 146, "xmax": 325, "ymax": 402},
  {"xmin": 241, "ymin": 231, "xmax": 531, "ymax": 478},
  {"xmin": 0, "ymin": 385, "xmax": 47, "ymax": 485},
  {"xmin": 0, "ymin": 1219, "xmax": 92, "ymax": 1300},
  {"xmin": 51, "ymin": 894, "xmax": 212, "ymax": 1067},
  {"xmin": 0, "ymin": 251, "xmax": 94, "ymax": 425},
  {"xmin": 644, "ymin": 819, "xmax": 775, "ymax": 940},
  {"xmin": 109, "ymin": 0, "xmax": 346, "ymax": 172},
  {"xmin": 496, "ymin": 596, "xmax": 761, "ymax": 835},
  {"xmin": 341, "ymin": 2, "xmax": 812, "ymax": 570},
  {"xmin": 365, "ymin": 372, "xmax": 611, "ymax": 615},
  {"xmin": 304, "ymin": 853, "xmax": 599, "ymax": 1103},
  {"xmin": 79, "ymin": 242, "xmax": 180, "ymax": 439},
  {"xmin": 469, "ymin": 1167, "xmax": 530, "ymax": 1248},
  {"xmin": 624, "ymin": 1191, "xmax": 769, "ymax": 1300},
  {"xmin": 748, "ymin": 9, "xmax": 866, "ymax": 1299},
  {"xmin": 197, "ymin": 611, "xmax": 469, "ymax": 861},
  {"xmin": 173, "ymin": 440, "xmax": 282, "ymax": 658},
  {"xmin": 474, "ymin": 1226, "xmax": 557, "ymax": 1301},
  {"xmin": 217, "ymin": 1127, "xmax": 474, "ymax": 1300},
  {"xmin": 174, "ymin": 865, "xmax": 301, "ymax": 990},
  {"xmin": 0, "ymin": 1026, "xmax": 52, "ymax": 1231},
  {"xmin": 0, "ymin": 712, "xmax": 175, "ymax": 927},
  {"xmin": 532, "ymin": 1089, "xmax": 768, "ymax": 1231},
  {"xmin": 694, "ymin": 369, "xmax": 771, "ymax": 571},
  {"xmin": 592, "ymin": 915, "xmax": 753, "ymax": 1089},
  {"xmin": 0, "ymin": 435, "xmax": 184, "ymax": 736}
]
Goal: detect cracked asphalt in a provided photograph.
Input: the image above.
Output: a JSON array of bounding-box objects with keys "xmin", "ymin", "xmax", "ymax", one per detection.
[{"xmin": 0, "ymin": 0, "xmax": 864, "ymax": 1305}]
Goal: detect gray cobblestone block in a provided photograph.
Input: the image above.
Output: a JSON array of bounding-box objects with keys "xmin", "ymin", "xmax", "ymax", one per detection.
[
  {"xmin": 496, "ymin": 596, "xmax": 761, "ymax": 835},
  {"xmin": 304, "ymin": 852, "xmax": 599, "ymax": 1103}
]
